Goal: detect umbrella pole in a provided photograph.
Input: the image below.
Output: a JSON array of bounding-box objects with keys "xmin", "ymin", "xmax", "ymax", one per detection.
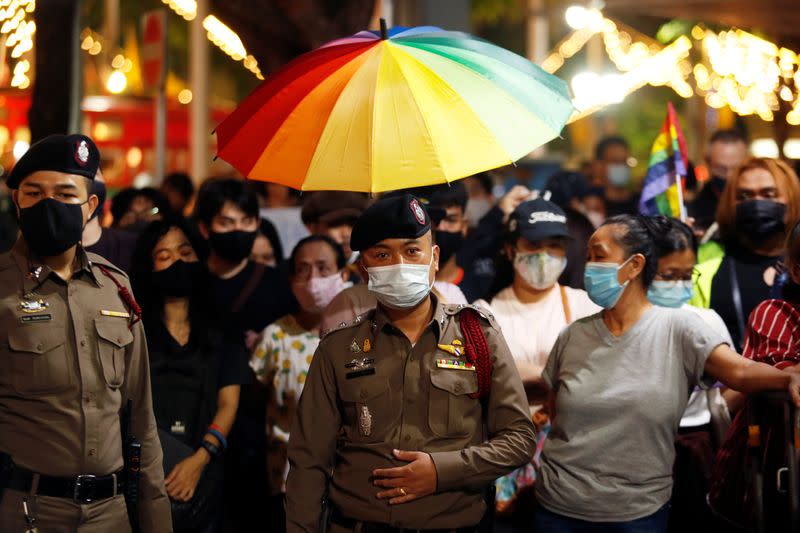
[{"xmin": 380, "ymin": 18, "xmax": 388, "ymax": 39}]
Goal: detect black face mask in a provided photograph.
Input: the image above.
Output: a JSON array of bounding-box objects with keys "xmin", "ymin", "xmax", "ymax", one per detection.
[
  {"xmin": 435, "ymin": 230, "xmax": 463, "ymax": 265},
  {"xmin": 208, "ymin": 230, "xmax": 257, "ymax": 263},
  {"xmin": 19, "ymin": 198, "xmax": 85, "ymax": 257},
  {"xmin": 151, "ymin": 260, "xmax": 203, "ymax": 297},
  {"xmin": 735, "ymin": 199, "xmax": 786, "ymax": 240}
]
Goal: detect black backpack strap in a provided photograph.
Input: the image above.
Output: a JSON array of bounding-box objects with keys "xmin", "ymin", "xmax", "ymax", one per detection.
[{"xmin": 231, "ymin": 263, "xmax": 266, "ymax": 314}]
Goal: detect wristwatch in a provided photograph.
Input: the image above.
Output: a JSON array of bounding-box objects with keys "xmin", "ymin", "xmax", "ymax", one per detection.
[{"xmin": 200, "ymin": 440, "xmax": 222, "ymax": 460}]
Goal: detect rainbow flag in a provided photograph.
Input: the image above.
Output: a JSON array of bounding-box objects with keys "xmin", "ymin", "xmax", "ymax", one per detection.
[{"xmin": 639, "ymin": 102, "xmax": 689, "ymax": 218}]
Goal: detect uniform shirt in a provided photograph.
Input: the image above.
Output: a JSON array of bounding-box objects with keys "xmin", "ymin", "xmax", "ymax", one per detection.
[
  {"xmin": 0, "ymin": 241, "xmax": 171, "ymax": 533},
  {"xmin": 538, "ymin": 307, "xmax": 726, "ymax": 522},
  {"xmin": 286, "ymin": 297, "xmax": 535, "ymax": 532}
]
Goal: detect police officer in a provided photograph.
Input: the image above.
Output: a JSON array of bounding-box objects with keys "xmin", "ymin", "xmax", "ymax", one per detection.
[
  {"xmin": 286, "ymin": 194, "xmax": 535, "ymax": 533},
  {"xmin": 0, "ymin": 135, "xmax": 171, "ymax": 532}
]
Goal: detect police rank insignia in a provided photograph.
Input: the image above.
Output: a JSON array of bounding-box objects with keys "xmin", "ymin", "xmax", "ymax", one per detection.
[
  {"xmin": 437, "ymin": 341, "xmax": 465, "ymax": 357},
  {"xmin": 436, "ymin": 359, "xmax": 476, "ymax": 372},
  {"xmin": 18, "ymin": 295, "xmax": 48, "ymax": 314},
  {"xmin": 345, "ymin": 357, "xmax": 375, "ymax": 379},
  {"xmin": 358, "ymin": 405, "xmax": 373, "ymax": 437}
]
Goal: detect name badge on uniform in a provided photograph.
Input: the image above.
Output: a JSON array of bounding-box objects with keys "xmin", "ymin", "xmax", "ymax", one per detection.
[
  {"xmin": 100, "ymin": 309, "xmax": 131, "ymax": 318},
  {"xmin": 436, "ymin": 359, "xmax": 476, "ymax": 372},
  {"xmin": 20, "ymin": 314, "xmax": 52, "ymax": 323}
]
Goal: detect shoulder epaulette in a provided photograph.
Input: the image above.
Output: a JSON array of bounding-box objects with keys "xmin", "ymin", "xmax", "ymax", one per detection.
[{"xmin": 320, "ymin": 309, "xmax": 376, "ymax": 339}]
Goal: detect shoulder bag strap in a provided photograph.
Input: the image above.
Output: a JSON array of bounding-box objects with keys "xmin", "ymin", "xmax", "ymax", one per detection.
[{"xmin": 231, "ymin": 262, "xmax": 266, "ymax": 314}]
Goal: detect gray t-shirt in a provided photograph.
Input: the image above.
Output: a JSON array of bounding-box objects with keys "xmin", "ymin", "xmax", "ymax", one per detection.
[{"xmin": 536, "ymin": 306, "xmax": 727, "ymax": 522}]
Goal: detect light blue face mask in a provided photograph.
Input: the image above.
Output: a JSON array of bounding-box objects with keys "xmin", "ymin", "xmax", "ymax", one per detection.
[
  {"xmin": 647, "ymin": 280, "xmax": 693, "ymax": 308},
  {"xmin": 583, "ymin": 256, "xmax": 633, "ymax": 309}
]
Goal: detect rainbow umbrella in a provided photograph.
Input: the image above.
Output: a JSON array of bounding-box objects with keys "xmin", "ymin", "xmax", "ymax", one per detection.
[{"xmin": 216, "ymin": 23, "xmax": 574, "ymax": 193}]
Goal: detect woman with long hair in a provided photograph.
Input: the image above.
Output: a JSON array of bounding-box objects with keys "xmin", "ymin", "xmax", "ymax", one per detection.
[
  {"xmin": 131, "ymin": 217, "xmax": 249, "ymax": 532},
  {"xmin": 692, "ymin": 158, "xmax": 800, "ymax": 350}
]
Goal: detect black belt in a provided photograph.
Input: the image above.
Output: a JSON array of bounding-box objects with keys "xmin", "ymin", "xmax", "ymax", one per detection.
[
  {"xmin": 330, "ymin": 507, "xmax": 477, "ymax": 533},
  {"xmin": 3, "ymin": 466, "xmax": 124, "ymax": 504}
]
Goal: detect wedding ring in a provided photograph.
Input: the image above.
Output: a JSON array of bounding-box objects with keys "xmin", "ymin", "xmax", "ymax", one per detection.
[{"xmin": 399, "ymin": 487, "xmax": 407, "ymax": 496}]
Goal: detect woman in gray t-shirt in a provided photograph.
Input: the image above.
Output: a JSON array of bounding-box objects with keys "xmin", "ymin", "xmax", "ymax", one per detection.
[{"xmin": 534, "ymin": 215, "xmax": 800, "ymax": 532}]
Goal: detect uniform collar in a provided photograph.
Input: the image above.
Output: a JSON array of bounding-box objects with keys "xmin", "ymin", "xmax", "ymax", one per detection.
[
  {"xmin": 11, "ymin": 238, "xmax": 102, "ymax": 291},
  {"xmin": 373, "ymin": 293, "xmax": 447, "ymax": 340}
]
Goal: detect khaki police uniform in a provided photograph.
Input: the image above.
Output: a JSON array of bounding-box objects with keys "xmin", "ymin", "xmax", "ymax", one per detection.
[
  {"xmin": 286, "ymin": 296, "xmax": 535, "ymax": 533},
  {"xmin": 0, "ymin": 240, "xmax": 171, "ymax": 532}
]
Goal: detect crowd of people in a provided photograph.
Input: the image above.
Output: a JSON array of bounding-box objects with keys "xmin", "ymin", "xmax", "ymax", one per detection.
[{"xmin": 0, "ymin": 127, "xmax": 799, "ymax": 533}]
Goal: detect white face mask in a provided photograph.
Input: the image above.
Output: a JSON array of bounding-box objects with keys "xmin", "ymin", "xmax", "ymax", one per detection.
[
  {"xmin": 514, "ymin": 252, "xmax": 567, "ymax": 290},
  {"xmin": 367, "ymin": 258, "xmax": 434, "ymax": 309}
]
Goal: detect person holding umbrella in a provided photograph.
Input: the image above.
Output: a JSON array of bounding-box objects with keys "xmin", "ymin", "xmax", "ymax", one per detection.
[{"xmin": 286, "ymin": 194, "xmax": 535, "ymax": 532}]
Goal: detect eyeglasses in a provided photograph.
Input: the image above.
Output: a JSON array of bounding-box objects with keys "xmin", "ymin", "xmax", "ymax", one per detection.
[{"xmin": 654, "ymin": 269, "xmax": 699, "ymax": 282}]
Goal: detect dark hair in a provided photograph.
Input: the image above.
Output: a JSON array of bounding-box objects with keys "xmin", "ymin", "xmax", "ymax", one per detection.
[
  {"xmin": 287, "ymin": 235, "xmax": 346, "ymax": 276},
  {"xmin": 601, "ymin": 214, "xmax": 660, "ymax": 288},
  {"xmin": 470, "ymin": 172, "xmax": 494, "ymax": 196},
  {"xmin": 410, "ymin": 182, "xmax": 468, "ymax": 210},
  {"xmin": 595, "ymin": 136, "xmax": 629, "ymax": 161},
  {"xmin": 110, "ymin": 186, "xmax": 171, "ymax": 227},
  {"xmin": 545, "ymin": 171, "xmax": 590, "ymax": 208},
  {"xmin": 709, "ymin": 128, "xmax": 747, "ymax": 145},
  {"xmin": 258, "ymin": 218, "xmax": 284, "ymax": 263},
  {"xmin": 162, "ymin": 172, "xmax": 195, "ymax": 201},
  {"xmin": 194, "ymin": 177, "xmax": 259, "ymax": 226},
  {"xmin": 650, "ymin": 215, "xmax": 697, "ymax": 259},
  {"xmin": 788, "ymin": 220, "xmax": 800, "ymax": 268},
  {"xmin": 130, "ymin": 216, "xmax": 210, "ymax": 334}
]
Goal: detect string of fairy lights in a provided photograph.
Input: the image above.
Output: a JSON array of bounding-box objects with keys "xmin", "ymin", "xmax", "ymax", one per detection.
[
  {"xmin": 79, "ymin": 0, "xmax": 264, "ymax": 98},
  {"xmin": 544, "ymin": 6, "xmax": 800, "ymax": 126},
  {"xmin": 0, "ymin": 0, "xmax": 36, "ymax": 89}
]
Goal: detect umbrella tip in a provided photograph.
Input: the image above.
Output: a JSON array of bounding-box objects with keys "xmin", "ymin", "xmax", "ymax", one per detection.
[{"xmin": 380, "ymin": 18, "xmax": 388, "ymax": 40}]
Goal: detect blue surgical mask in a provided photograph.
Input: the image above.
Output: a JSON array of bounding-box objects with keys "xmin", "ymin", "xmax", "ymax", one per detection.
[
  {"xmin": 583, "ymin": 257, "xmax": 633, "ymax": 309},
  {"xmin": 647, "ymin": 280, "xmax": 693, "ymax": 308},
  {"xmin": 607, "ymin": 163, "xmax": 632, "ymax": 188}
]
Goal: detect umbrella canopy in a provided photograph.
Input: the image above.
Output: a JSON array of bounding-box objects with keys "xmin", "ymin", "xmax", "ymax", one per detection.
[{"xmin": 216, "ymin": 24, "xmax": 574, "ymax": 193}]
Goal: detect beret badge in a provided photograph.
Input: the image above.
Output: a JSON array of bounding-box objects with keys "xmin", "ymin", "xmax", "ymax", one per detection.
[{"xmin": 75, "ymin": 139, "xmax": 90, "ymax": 167}]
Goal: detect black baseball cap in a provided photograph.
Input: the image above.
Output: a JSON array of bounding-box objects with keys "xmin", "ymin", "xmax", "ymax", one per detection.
[
  {"xmin": 508, "ymin": 198, "xmax": 571, "ymax": 243},
  {"xmin": 351, "ymin": 194, "xmax": 431, "ymax": 251},
  {"xmin": 7, "ymin": 134, "xmax": 100, "ymax": 189}
]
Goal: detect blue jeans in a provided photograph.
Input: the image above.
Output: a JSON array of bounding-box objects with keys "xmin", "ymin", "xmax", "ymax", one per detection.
[{"xmin": 532, "ymin": 504, "xmax": 670, "ymax": 533}]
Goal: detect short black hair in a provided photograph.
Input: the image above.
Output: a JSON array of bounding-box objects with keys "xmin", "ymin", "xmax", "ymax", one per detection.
[
  {"xmin": 469, "ymin": 172, "xmax": 494, "ymax": 196},
  {"xmin": 287, "ymin": 235, "xmax": 346, "ymax": 276},
  {"xmin": 194, "ymin": 177, "xmax": 259, "ymax": 226},
  {"xmin": 409, "ymin": 182, "xmax": 468, "ymax": 210},
  {"xmin": 709, "ymin": 128, "xmax": 747, "ymax": 145},
  {"xmin": 162, "ymin": 172, "xmax": 194, "ymax": 201},
  {"xmin": 545, "ymin": 171, "xmax": 590, "ymax": 208},
  {"xmin": 110, "ymin": 186, "xmax": 171, "ymax": 227},
  {"xmin": 601, "ymin": 214, "xmax": 660, "ymax": 288},
  {"xmin": 595, "ymin": 136, "xmax": 630, "ymax": 161},
  {"xmin": 650, "ymin": 215, "xmax": 697, "ymax": 258}
]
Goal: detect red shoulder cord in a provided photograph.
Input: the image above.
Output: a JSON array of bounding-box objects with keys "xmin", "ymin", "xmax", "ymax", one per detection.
[
  {"xmin": 459, "ymin": 309, "xmax": 492, "ymax": 400},
  {"xmin": 95, "ymin": 264, "xmax": 142, "ymax": 328}
]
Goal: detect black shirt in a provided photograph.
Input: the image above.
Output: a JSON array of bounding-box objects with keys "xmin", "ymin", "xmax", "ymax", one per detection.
[
  {"xmin": 207, "ymin": 260, "xmax": 295, "ymax": 340},
  {"xmin": 147, "ymin": 321, "xmax": 250, "ymax": 446},
  {"xmin": 85, "ymin": 227, "xmax": 138, "ymax": 273},
  {"xmin": 710, "ymin": 242, "xmax": 781, "ymax": 351}
]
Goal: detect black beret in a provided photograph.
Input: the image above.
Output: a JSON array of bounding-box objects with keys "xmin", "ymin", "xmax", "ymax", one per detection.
[
  {"xmin": 6, "ymin": 134, "xmax": 100, "ymax": 189},
  {"xmin": 351, "ymin": 194, "xmax": 431, "ymax": 251}
]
